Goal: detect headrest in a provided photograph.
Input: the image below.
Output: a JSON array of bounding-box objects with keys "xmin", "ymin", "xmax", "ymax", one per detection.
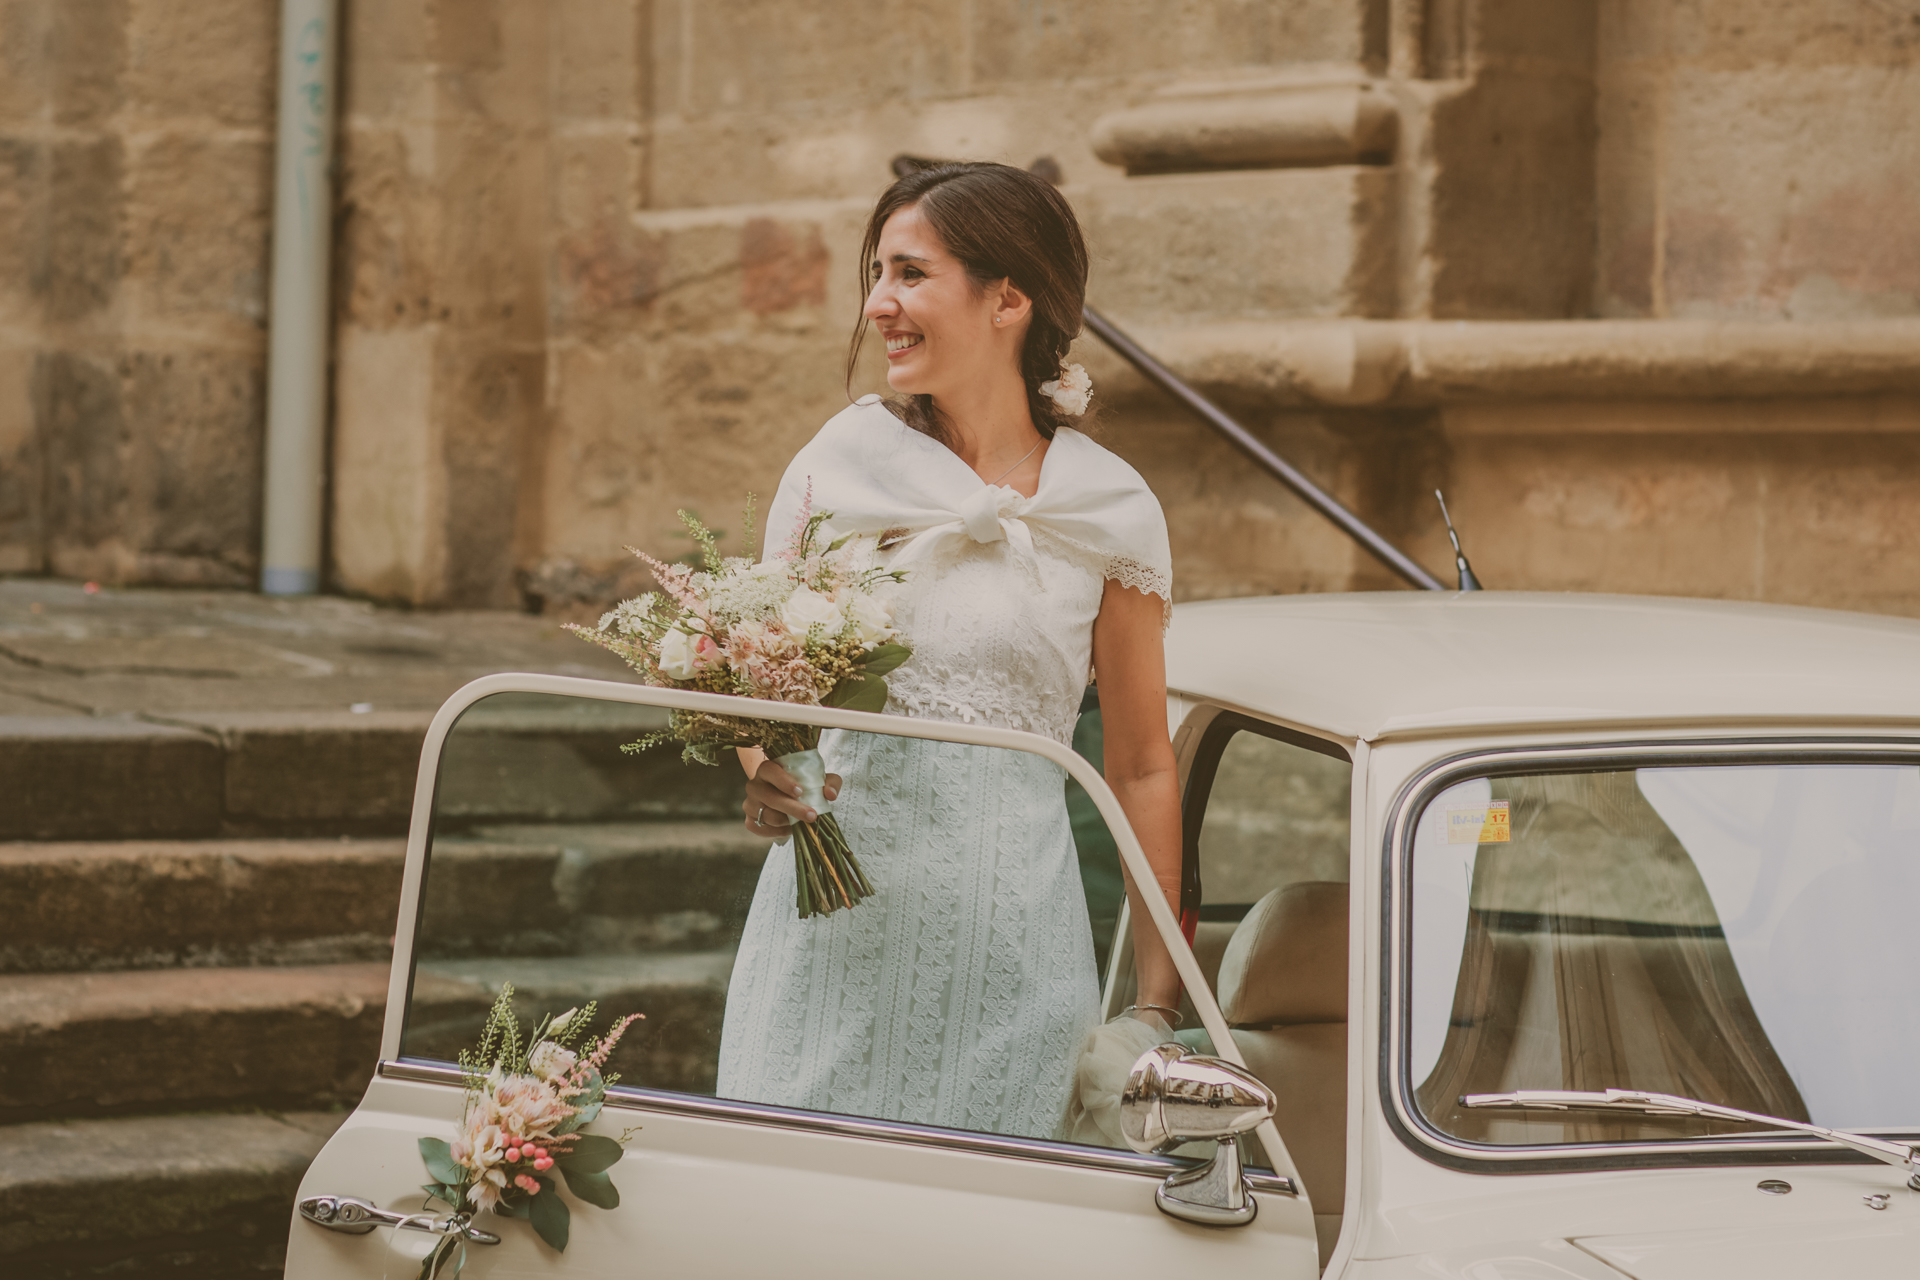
[{"xmin": 1216, "ymin": 881, "xmax": 1349, "ymax": 1027}]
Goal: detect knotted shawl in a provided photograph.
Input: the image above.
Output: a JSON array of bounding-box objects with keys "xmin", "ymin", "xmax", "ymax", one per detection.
[{"xmin": 761, "ymin": 397, "xmax": 1172, "ymax": 611}]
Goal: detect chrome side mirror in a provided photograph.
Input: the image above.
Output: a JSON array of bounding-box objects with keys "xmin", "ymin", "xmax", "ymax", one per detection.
[{"xmin": 1120, "ymin": 1043, "xmax": 1276, "ymax": 1226}]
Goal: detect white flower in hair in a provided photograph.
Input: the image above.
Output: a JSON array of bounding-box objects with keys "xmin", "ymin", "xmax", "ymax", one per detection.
[{"xmin": 1039, "ymin": 361, "xmax": 1092, "ymax": 416}]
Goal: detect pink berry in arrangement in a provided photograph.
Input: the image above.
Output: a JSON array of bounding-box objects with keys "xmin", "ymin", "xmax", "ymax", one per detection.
[
  {"xmin": 505, "ymin": 1147, "xmax": 519, "ymax": 1161},
  {"xmin": 534, "ymin": 1157, "xmax": 553, "ymax": 1171},
  {"xmin": 534, "ymin": 1147, "xmax": 547, "ymax": 1159}
]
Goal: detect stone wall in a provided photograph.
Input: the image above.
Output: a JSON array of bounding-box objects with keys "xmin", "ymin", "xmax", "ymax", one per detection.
[
  {"xmin": 0, "ymin": 0, "xmax": 276, "ymax": 587},
  {"xmin": 4, "ymin": 0, "xmax": 1919, "ymax": 615}
]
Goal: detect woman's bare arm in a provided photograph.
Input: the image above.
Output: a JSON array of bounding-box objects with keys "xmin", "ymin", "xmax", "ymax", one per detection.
[{"xmin": 1089, "ymin": 579, "xmax": 1184, "ymax": 1016}]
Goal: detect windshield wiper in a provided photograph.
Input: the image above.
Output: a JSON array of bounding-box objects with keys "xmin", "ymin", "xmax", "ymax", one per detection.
[{"xmin": 1463, "ymin": 1088, "xmax": 1920, "ymax": 1189}]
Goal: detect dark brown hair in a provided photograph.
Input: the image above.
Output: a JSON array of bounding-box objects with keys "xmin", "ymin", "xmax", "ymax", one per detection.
[{"xmin": 846, "ymin": 161, "xmax": 1089, "ymax": 442}]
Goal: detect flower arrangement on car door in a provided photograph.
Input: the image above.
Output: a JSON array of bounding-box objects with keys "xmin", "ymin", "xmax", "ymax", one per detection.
[
  {"xmin": 570, "ymin": 493, "xmax": 911, "ymax": 918},
  {"xmin": 414, "ymin": 988, "xmax": 642, "ymax": 1280}
]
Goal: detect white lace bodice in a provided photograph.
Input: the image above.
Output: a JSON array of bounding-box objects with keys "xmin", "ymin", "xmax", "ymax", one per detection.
[{"xmin": 879, "ymin": 526, "xmax": 1105, "ymax": 745}]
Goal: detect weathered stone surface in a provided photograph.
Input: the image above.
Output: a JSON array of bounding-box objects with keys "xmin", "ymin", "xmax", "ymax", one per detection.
[
  {"xmin": 0, "ymin": 717, "xmax": 222, "ymax": 841},
  {"xmin": 0, "ymin": 838, "xmax": 405, "ymax": 972},
  {"xmin": 0, "ymin": 347, "xmax": 40, "ymax": 574},
  {"xmin": 44, "ymin": 136, "xmax": 123, "ymax": 323},
  {"xmin": 0, "ymin": 1110, "xmax": 343, "ymax": 1264},
  {"xmin": 1079, "ymin": 168, "xmax": 1397, "ymax": 320},
  {"xmin": 124, "ymin": 133, "xmax": 272, "ymax": 329},
  {"xmin": 124, "ymin": 0, "xmax": 276, "ymax": 128}
]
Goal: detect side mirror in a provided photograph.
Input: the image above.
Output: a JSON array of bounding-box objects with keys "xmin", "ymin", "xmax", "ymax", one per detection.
[{"xmin": 1120, "ymin": 1043, "xmax": 1276, "ymax": 1226}]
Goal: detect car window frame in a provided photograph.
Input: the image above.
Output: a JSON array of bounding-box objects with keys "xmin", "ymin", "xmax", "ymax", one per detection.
[
  {"xmin": 375, "ymin": 672, "xmax": 1300, "ymax": 1195},
  {"xmin": 1380, "ymin": 733, "xmax": 1920, "ymax": 1177},
  {"xmin": 1181, "ymin": 710, "xmax": 1353, "ymax": 918}
]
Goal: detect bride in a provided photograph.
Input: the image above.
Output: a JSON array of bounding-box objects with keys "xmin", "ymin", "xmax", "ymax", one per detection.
[{"xmin": 715, "ymin": 161, "xmax": 1184, "ymax": 1141}]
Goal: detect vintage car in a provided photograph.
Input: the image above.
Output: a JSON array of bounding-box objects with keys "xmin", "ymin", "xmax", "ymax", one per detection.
[{"xmin": 287, "ymin": 590, "xmax": 1920, "ymax": 1279}]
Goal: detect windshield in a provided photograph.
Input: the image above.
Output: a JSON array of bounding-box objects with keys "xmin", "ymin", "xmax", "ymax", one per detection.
[{"xmin": 1406, "ymin": 760, "xmax": 1920, "ymax": 1147}]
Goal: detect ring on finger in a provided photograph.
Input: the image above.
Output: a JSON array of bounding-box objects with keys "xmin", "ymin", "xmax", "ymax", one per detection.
[{"xmin": 755, "ymin": 805, "xmax": 767, "ymax": 825}]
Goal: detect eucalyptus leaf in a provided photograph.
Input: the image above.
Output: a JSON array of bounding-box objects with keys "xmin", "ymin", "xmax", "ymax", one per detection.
[
  {"xmin": 557, "ymin": 1133, "xmax": 623, "ymax": 1174},
  {"xmin": 855, "ymin": 643, "xmax": 910, "ymax": 676},
  {"xmin": 827, "ymin": 531, "xmax": 856, "ymax": 551},
  {"xmin": 561, "ymin": 1165, "xmax": 620, "ymax": 1209},
  {"xmin": 572, "ymin": 1099, "xmax": 604, "ymax": 1126},
  {"xmin": 824, "ymin": 674, "xmax": 887, "ymax": 712},
  {"xmin": 418, "ymin": 1137, "xmax": 463, "ymax": 1186},
  {"xmin": 528, "ymin": 1179, "xmax": 571, "ymax": 1251}
]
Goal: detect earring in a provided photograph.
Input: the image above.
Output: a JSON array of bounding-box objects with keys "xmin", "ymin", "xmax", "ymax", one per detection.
[{"xmin": 994, "ymin": 317, "xmax": 1002, "ymax": 323}]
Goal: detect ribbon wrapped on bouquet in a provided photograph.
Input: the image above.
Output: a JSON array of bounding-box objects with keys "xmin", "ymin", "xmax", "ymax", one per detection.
[{"xmin": 570, "ymin": 493, "xmax": 909, "ymax": 919}]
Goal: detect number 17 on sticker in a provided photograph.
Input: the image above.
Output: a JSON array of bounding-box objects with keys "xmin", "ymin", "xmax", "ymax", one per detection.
[{"xmin": 1446, "ymin": 800, "xmax": 1511, "ymax": 844}]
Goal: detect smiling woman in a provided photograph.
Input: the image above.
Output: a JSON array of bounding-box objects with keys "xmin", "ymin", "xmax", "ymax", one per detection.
[{"xmin": 721, "ymin": 161, "xmax": 1186, "ymax": 1143}]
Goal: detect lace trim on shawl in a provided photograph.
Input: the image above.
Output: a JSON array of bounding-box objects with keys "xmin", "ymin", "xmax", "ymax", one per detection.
[{"xmin": 1029, "ymin": 526, "xmax": 1173, "ymax": 628}]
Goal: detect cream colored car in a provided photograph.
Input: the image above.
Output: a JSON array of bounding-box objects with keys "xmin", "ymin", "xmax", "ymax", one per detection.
[{"xmin": 288, "ymin": 591, "xmax": 1920, "ymax": 1279}]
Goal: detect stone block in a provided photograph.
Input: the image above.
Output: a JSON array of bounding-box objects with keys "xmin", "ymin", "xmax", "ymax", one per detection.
[
  {"xmin": 125, "ymin": 0, "xmax": 275, "ymax": 127},
  {"xmin": 0, "ymin": 346, "xmax": 39, "ymax": 571},
  {"xmin": 330, "ymin": 325, "xmax": 440, "ymax": 602},
  {"xmin": 0, "ymin": 838, "xmax": 405, "ymax": 973},
  {"xmin": 550, "ymin": 0, "xmax": 642, "ymax": 122},
  {"xmin": 438, "ymin": 342, "xmax": 542, "ymax": 608},
  {"xmin": 1657, "ymin": 65, "xmax": 1920, "ymax": 320},
  {"xmin": 1077, "ymin": 168, "xmax": 1397, "ymax": 321},
  {"xmin": 116, "ymin": 348, "xmax": 264, "ymax": 584},
  {"xmin": 970, "ymin": 0, "xmax": 1386, "ymax": 85},
  {"xmin": 167, "ymin": 709, "xmax": 432, "ymax": 830},
  {"xmin": 35, "ymin": 348, "xmax": 125, "ymax": 552},
  {"xmin": 334, "ymin": 125, "xmax": 436, "ymax": 331},
  {"xmin": 1427, "ymin": 69, "xmax": 1597, "ymax": 318},
  {"xmin": 0, "ymin": 1, "xmax": 51, "ymax": 120},
  {"xmin": 679, "ymin": 0, "xmax": 966, "ymax": 118},
  {"xmin": 124, "ymin": 132, "xmax": 271, "ymax": 328},
  {"xmin": 0, "ymin": 137, "xmax": 47, "ymax": 328},
  {"xmin": 0, "ymin": 717, "xmax": 223, "ymax": 840},
  {"xmin": 48, "ymin": 0, "xmax": 126, "ymax": 126},
  {"xmin": 44, "ymin": 136, "xmax": 123, "ymax": 324}
]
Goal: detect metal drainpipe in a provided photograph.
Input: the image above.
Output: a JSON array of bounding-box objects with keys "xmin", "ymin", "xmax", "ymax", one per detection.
[{"xmin": 260, "ymin": 0, "xmax": 339, "ymax": 596}]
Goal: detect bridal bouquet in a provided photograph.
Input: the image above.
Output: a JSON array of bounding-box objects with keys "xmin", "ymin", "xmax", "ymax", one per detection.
[
  {"xmin": 415, "ymin": 987, "xmax": 642, "ymax": 1279},
  {"xmin": 569, "ymin": 492, "xmax": 910, "ymax": 917}
]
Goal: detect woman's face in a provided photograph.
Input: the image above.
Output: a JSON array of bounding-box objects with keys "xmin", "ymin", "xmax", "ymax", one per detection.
[{"xmin": 863, "ymin": 203, "xmax": 1028, "ymax": 400}]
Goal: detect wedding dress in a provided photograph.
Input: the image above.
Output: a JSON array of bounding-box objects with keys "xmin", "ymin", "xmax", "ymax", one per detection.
[{"xmin": 715, "ymin": 397, "xmax": 1171, "ymax": 1139}]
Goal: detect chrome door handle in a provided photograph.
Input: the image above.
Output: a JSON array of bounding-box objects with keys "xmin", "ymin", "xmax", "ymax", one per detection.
[{"xmin": 298, "ymin": 1195, "xmax": 502, "ymax": 1245}]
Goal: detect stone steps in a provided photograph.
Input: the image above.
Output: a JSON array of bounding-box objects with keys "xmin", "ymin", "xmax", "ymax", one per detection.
[
  {"xmin": 0, "ymin": 1111, "xmax": 347, "ymax": 1278},
  {"xmin": 0, "ymin": 707, "xmax": 739, "ymax": 841},
  {"xmin": 0, "ymin": 705, "xmax": 761, "ymax": 1279}
]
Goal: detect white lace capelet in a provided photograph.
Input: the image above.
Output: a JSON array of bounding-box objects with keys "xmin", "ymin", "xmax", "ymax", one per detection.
[{"xmin": 762, "ymin": 397, "xmax": 1173, "ymax": 613}]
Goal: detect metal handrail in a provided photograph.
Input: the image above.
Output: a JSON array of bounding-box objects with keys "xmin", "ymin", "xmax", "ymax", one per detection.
[{"xmin": 1082, "ymin": 306, "xmax": 1448, "ymax": 592}]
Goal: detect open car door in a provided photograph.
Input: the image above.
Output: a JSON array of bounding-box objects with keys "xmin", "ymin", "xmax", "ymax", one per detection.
[{"xmin": 286, "ymin": 676, "xmax": 1320, "ymax": 1280}]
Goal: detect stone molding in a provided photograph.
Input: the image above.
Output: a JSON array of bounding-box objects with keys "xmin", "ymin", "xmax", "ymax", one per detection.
[
  {"xmin": 1090, "ymin": 78, "xmax": 1397, "ymax": 175},
  {"xmin": 1084, "ymin": 318, "xmax": 1920, "ymax": 408}
]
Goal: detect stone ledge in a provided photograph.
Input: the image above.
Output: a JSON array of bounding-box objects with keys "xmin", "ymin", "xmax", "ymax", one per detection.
[
  {"xmin": 1091, "ymin": 80, "xmax": 1396, "ymax": 174},
  {"xmin": 1081, "ymin": 317, "xmax": 1920, "ymax": 408}
]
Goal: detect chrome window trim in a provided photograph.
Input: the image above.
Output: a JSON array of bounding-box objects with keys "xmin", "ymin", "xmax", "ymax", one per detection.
[
  {"xmin": 378, "ymin": 1059, "xmax": 1298, "ymax": 1196},
  {"xmin": 1380, "ymin": 734, "xmax": 1920, "ymax": 1173}
]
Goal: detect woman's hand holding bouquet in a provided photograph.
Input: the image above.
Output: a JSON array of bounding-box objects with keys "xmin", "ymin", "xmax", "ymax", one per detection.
[{"xmin": 571, "ymin": 490, "xmax": 909, "ymax": 918}]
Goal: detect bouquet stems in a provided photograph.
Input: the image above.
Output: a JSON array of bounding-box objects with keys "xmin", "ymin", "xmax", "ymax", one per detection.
[{"xmin": 791, "ymin": 813, "xmax": 873, "ymax": 918}]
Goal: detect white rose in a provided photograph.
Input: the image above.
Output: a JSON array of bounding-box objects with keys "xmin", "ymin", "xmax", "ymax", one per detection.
[
  {"xmin": 780, "ymin": 584, "xmax": 844, "ymax": 635},
  {"xmin": 658, "ymin": 627, "xmax": 699, "ymax": 679},
  {"xmin": 846, "ymin": 591, "xmax": 895, "ymax": 646},
  {"xmin": 1039, "ymin": 361, "xmax": 1093, "ymax": 416}
]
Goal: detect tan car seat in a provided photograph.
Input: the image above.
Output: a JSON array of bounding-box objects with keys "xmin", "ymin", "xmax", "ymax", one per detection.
[{"xmin": 1215, "ymin": 881, "xmax": 1349, "ymax": 1268}]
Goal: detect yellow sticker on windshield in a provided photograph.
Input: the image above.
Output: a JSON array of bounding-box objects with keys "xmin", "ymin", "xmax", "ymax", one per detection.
[{"xmin": 1447, "ymin": 800, "xmax": 1511, "ymax": 844}]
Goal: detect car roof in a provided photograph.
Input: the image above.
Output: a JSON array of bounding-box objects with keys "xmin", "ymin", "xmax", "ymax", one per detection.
[{"xmin": 1164, "ymin": 591, "xmax": 1920, "ymax": 742}]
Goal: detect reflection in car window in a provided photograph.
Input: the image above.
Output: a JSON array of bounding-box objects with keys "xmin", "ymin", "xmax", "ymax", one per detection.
[
  {"xmin": 400, "ymin": 691, "xmax": 1145, "ymax": 1152},
  {"xmin": 1409, "ymin": 763, "xmax": 1920, "ymax": 1146}
]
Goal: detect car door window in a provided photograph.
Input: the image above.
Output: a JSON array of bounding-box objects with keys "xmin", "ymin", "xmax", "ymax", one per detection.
[
  {"xmin": 398, "ymin": 689, "xmax": 1162, "ymax": 1151},
  {"xmin": 1172, "ymin": 712, "xmax": 1353, "ymax": 1265}
]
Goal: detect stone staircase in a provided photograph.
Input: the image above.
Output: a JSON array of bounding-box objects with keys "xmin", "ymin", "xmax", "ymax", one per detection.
[{"xmin": 0, "ymin": 706, "xmax": 751, "ymax": 1277}]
